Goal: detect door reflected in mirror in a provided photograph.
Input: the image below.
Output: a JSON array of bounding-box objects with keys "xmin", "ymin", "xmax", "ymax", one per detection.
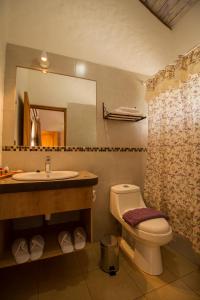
[
  {"xmin": 30, "ymin": 105, "xmax": 66, "ymax": 147},
  {"xmin": 16, "ymin": 67, "xmax": 96, "ymax": 147}
]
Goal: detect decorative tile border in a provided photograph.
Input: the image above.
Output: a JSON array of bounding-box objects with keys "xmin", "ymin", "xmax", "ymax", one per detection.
[{"xmin": 2, "ymin": 146, "xmax": 147, "ymax": 152}]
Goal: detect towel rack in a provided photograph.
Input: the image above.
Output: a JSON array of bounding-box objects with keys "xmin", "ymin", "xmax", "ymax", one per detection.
[{"xmin": 102, "ymin": 103, "xmax": 146, "ymax": 122}]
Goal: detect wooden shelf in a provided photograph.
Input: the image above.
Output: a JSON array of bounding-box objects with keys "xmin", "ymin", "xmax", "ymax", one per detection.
[
  {"xmin": 103, "ymin": 102, "xmax": 146, "ymax": 122},
  {"xmin": 0, "ymin": 222, "xmax": 90, "ymax": 269}
]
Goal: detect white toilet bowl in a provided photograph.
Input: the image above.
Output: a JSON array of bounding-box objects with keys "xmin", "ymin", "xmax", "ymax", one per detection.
[{"xmin": 110, "ymin": 184, "xmax": 172, "ymax": 275}]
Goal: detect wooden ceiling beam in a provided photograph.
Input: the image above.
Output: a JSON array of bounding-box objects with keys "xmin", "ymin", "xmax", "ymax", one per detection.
[
  {"xmin": 139, "ymin": 0, "xmax": 198, "ymax": 29},
  {"xmin": 139, "ymin": 0, "xmax": 172, "ymax": 30}
]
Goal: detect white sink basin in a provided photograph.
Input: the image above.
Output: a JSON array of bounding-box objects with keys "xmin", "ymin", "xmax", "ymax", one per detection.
[{"xmin": 12, "ymin": 171, "xmax": 79, "ymax": 181}]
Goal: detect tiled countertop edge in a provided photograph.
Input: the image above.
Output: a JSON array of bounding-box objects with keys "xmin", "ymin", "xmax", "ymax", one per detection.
[{"xmin": 2, "ymin": 146, "xmax": 147, "ymax": 152}]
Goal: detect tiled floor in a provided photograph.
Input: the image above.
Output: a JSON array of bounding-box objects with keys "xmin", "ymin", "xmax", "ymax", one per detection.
[{"xmin": 0, "ymin": 243, "xmax": 199, "ymax": 300}]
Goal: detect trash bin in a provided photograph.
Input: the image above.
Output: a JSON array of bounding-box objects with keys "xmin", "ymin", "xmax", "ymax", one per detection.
[{"xmin": 100, "ymin": 235, "xmax": 119, "ymax": 275}]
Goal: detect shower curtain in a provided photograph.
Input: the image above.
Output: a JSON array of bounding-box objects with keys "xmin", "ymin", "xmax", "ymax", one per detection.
[{"xmin": 144, "ymin": 47, "xmax": 200, "ymax": 253}]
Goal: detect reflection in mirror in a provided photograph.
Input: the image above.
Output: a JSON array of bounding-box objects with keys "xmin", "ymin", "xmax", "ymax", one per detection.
[
  {"xmin": 15, "ymin": 67, "xmax": 96, "ymax": 147},
  {"xmin": 30, "ymin": 105, "xmax": 66, "ymax": 147}
]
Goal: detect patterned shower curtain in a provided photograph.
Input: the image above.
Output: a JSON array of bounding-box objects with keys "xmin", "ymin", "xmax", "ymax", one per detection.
[{"xmin": 144, "ymin": 47, "xmax": 200, "ymax": 254}]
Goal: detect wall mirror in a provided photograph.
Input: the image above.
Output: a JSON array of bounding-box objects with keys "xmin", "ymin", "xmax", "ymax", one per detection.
[{"xmin": 15, "ymin": 67, "xmax": 97, "ymax": 147}]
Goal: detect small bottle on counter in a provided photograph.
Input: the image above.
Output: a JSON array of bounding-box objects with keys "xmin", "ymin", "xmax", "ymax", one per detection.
[
  {"xmin": 4, "ymin": 166, "xmax": 9, "ymax": 173},
  {"xmin": 0, "ymin": 166, "xmax": 10, "ymax": 177}
]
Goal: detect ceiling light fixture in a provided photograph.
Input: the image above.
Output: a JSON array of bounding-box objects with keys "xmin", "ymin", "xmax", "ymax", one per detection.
[
  {"xmin": 75, "ymin": 62, "xmax": 86, "ymax": 77},
  {"xmin": 40, "ymin": 51, "xmax": 50, "ymax": 70}
]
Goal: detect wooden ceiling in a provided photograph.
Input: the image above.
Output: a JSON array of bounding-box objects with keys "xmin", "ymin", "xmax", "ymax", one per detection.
[{"xmin": 139, "ymin": 0, "xmax": 198, "ymax": 29}]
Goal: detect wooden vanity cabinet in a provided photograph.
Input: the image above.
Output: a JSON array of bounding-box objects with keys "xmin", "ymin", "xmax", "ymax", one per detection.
[{"xmin": 0, "ymin": 171, "xmax": 98, "ymax": 268}]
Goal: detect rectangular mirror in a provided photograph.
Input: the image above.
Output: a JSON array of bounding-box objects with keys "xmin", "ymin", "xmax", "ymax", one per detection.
[{"xmin": 15, "ymin": 67, "xmax": 97, "ymax": 147}]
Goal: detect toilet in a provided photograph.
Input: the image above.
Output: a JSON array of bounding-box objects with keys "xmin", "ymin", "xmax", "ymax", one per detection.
[{"xmin": 110, "ymin": 184, "xmax": 172, "ymax": 275}]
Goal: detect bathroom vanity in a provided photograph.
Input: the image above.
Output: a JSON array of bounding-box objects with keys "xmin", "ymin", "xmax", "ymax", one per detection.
[{"xmin": 0, "ymin": 170, "xmax": 98, "ymax": 268}]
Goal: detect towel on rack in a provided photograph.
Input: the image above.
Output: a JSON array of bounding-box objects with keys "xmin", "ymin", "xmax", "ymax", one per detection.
[
  {"xmin": 123, "ymin": 208, "xmax": 169, "ymax": 227},
  {"xmin": 118, "ymin": 106, "xmax": 138, "ymax": 113},
  {"xmin": 113, "ymin": 108, "xmax": 144, "ymax": 117}
]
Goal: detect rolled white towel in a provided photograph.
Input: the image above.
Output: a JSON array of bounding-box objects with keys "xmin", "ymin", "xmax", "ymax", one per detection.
[
  {"xmin": 58, "ymin": 231, "xmax": 74, "ymax": 253},
  {"xmin": 113, "ymin": 108, "xmax": 143, "ymax": 116},
  {"xmin": 74, "ymin": 227, "xmax": 86, "ymax": 250},
  {"xmin": 30, "ymin": 235, "xmax": 45, "ymax": 261},
  {"xmin": 12, "ymin": 238, "xmax": 30, "ymax": 264},
  {"xmin": 117, "ymin": 106, "xmax": 138, "ymax": 113}
]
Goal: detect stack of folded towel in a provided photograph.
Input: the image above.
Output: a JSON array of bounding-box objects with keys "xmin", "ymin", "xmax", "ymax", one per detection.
[
  {"xmin": 123, "ymin": 208, "xmax": 168, "ymax": 227},
  {"xmin": 113, "ymin": 106, "xmax": 144, "ymax": 117}
]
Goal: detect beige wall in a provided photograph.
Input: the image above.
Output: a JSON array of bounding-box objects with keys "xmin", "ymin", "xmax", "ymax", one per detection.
[
  {"xmin": 5, "ymin": 0, "xmax": 173, "ymax": 76},
  {"xmin": 2, "ymin": 44, "xmax": 147, "ymax": 240},
  {"xmin": 173, "ymin": 1, "xmax": 200, "ymax": 57},
  {"xmin": 67, "ymin": 103, "xmax": 96, "ymax": 146},
  {"xmin": 0, "ymin": 0, "xmax": 9, "ymax": 164},
  {"xmin": 3, "ymin": 44, "xmax": 148, "ymax": 147},
  {"xmin": 4, "ymin": 0, "xmax": 200, "ymax": 77},
  {"xmin": 16, "ymin": 67, "xmax": 96, "ymax": 107}
]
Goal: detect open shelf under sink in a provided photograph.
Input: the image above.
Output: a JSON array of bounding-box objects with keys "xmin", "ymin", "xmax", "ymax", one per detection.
[{"xmin": 0, "ymin": 221, "xmax": 90, "ymax": 269}]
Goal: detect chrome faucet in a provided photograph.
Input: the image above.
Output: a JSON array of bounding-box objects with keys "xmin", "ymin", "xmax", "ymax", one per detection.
[{"xmin": 45, "ymin": 156, "xmax": 51, "ymax": 176}]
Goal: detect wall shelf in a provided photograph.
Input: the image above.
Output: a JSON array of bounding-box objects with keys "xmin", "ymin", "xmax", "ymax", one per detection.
[
  {"xmin": 103, "ymin": 102, "xmax": 146, "ymax": 122},
  {"xmin": 0, "ymin": 221, "xmax": 90, "ymax": 269}
]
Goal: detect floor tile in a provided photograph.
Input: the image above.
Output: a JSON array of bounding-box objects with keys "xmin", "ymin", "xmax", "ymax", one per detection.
[
  {"xmin": 0, "ymin": 244, "xmax": 198, "ymax": 300},
  {"xmin": 38, "ymin": 274, "xmax": 91, "ymax": 300},
  {"xmin": 162, "ymin": 246, "xmax": 198, "ymax": 277},
  {"xmin": 38, "ymin": 252, "xmax": 82, "ymax": 280},
  {"xmin": 182, "ymin": 270, "xmax": 200, "ymax": 295},
  {"xmin": 121, "ymin": 254, "xmax": 178, "ymax": 293},
  {"xmin": 145, "ymin": 279, "xmax": 200, "ymax": 300},
  {"xmin": 0, "ymin": 263, "xmax": 38, "ymax": 300},
  {"xmin": 76, "ymin": 242, "xmax": 100, "ymax": 273},
  {"xmin": 85, "ymin": 267, "xmax": 143, "ymax": 300}
]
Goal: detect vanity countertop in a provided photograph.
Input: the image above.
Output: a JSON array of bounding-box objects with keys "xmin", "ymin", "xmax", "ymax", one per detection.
[{"xmin": 0, "ymin": 171, "xmax": 98, "ymax": 194}]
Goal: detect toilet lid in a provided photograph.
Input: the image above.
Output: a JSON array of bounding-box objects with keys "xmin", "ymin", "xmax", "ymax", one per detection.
[{"xmin": 137, "ymin": 218, "xmax": 170, "ymax": 234}]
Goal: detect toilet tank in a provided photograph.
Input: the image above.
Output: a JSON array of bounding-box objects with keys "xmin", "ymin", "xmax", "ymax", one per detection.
[{"xmin": 110, "ymin": 184, "xmax": 145, "ymax": 219}]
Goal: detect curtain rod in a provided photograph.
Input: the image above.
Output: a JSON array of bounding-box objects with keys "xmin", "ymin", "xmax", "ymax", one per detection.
[{"xmin": 184, "ymin": 43, "xmax": 200, "ymax": 56}]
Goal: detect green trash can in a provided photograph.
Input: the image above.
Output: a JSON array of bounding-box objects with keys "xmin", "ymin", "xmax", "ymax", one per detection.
[{"xmin": 100, "ymin": 235, "xmax": 119, "ymax": 275}]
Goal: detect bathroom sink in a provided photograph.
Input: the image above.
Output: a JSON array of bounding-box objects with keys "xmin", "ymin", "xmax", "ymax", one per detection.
[{"xmin": 12, "ymin": 171, "xmax": 79, "ymax": 181}]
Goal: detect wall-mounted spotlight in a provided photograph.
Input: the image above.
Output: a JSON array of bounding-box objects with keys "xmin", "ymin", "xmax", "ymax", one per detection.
[
  {"xmin": 75, "ymin": 62, "xmax": 86, "ymax": 77},
  {"xmin": 40, "ymin": 51, "xmax": 50, "ymax": 71}
]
